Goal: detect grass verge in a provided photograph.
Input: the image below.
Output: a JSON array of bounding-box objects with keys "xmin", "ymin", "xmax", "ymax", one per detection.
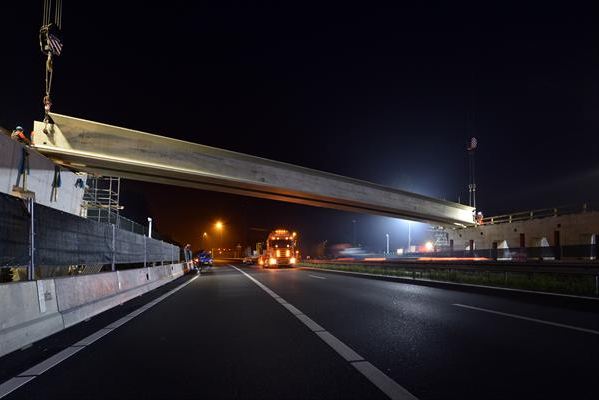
[{"xmin": 299, "ymin": 262, "xmax": 598, "ymax": 297}]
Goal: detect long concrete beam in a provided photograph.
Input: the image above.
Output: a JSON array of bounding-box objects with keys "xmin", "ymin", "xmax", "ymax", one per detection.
[{"xmin": 32, "ymin": 113, "xmax": 475, "ymax": 226}]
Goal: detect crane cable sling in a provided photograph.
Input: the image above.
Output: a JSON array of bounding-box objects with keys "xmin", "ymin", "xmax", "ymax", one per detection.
[{"xmin": 41, "ymin": 0, "xmax": 63, "ymax": 124}]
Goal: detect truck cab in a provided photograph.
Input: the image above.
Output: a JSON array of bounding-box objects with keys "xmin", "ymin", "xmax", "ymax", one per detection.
[{"xmin": 258, "ymin": 229, "xmax": 299, "ymax": 268}]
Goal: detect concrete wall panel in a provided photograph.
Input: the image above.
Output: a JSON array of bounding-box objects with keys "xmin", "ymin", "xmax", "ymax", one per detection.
[
  {"xmin": 0, "ymin": 132, "xmax": 85, "ymax": 215},
  {"xmin": 448, "ymin": 212, "xmax": 599, "ymax": 253}
]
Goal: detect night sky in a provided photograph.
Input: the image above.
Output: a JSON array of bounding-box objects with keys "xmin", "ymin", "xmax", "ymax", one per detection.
[{"xmin": 2, "ymin": 2, "xmax": 598, "ymax": 253}]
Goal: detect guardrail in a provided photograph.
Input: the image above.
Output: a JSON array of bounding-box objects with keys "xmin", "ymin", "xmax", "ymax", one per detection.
[
  {"xmin": 303, "ymin": 259, "xmax": 599, "ymax": 297},
  {"xmin": 306, "ymin": 259, "xmax": 599, "ymax": 275},
  {"xmin": 481, "ymin": 203, "xmax": 595, "ymax": 225}
]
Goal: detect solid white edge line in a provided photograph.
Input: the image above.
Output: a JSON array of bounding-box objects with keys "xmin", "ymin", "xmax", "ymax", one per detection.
[
  {"xmin": 229, "ymin": 265, "xmax": 418, "ymax": 400},
  {"xmin": 309, "ymin": 274, "xmax": 327, "ymax": 279},
  {"xmin": 352, "ymin": 361, "xmax": 418, "ymax": 400},
  {"xmin": 0, "ymin": 377, "xmax": 36, "ymax": 398},
  {"xmin": 17, "ymin": 346, "xmax": 83, "ymax": 377},
  {"xmin": 281, "ymin": 303, "xmax": 303, "ymax": 315},
  {"xmin": 105, "ymin": 315, "xmax": 135, "ymax": 329},
  {"xmin": 315, "ymin": 331, "xmax": 363, "ymax": 362},
  {"xmin": 294, "ymin": 314, "xmax": 325, "ymax": 332},
  {"xmin": 0, "ymin": 275, "xmax": 199, "ymax": 399},
  {"xmin": 72, "ymin": 328, "xmax": 113, "ymax": 347},
  {"xmin": 453, "ymin": 304, "xmax": 599, "ymax": 335}
]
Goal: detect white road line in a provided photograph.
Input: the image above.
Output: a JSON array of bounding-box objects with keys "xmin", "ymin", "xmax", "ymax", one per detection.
[
  {"xmin": 17, "ymin": 346, "xmax": 83, "ymax": 377},
  {"xmin": 294, "ymin": 314, "xmax": 325, "ymax": 332},
  {"xmin": 72, "ymin": 328, "xmax": 113, "ymax": 347},
  {"xmin": 229, "ymin": 265, "xmax": 418, "ymax": 400},
  {"xmin": 352, "ymin": 361, "xmax": 419, "ymax": 400},
  {"xmin": 105, "ymin": 315, "xmax": 135, "ymax": 329},
  {"xmin": 0, "ymin": 377, "xmax": 36, "ymax": 398},
  {"xmin": 309, "ymin": 274, "xmax": 327, "ymax": 279},
  {"xmin": 0, "ymin": 275, "xmax": 199, "ymax": 399},
  {"xmin": 281, "ymin": 303, "xmax": 303, "ymax": 315},
  {"xmin": 315, "ymin": 331, "xmax": 363, "ymax": 362},
  {"xmin": 454, "ymin": 304, "xmax": 599, "ymax": 335}
]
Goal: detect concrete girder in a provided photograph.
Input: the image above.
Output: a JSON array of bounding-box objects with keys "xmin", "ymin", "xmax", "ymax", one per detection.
[{"xmin": 33, "ymin": 113, "xmax": 475, "ymax": 226}]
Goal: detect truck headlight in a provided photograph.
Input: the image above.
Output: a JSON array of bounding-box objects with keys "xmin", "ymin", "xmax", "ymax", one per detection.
[
  {"xmin": 269, "ymin": 258, "xmax": 277, "ymax": 265},
  {"xmin": 290, "ymin": 257, "xmax": 296, "ymax": 264}
]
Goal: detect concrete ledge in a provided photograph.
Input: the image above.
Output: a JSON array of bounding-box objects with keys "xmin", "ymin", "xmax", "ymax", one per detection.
[{"xmin": 0, "ymin": 263, "xmax": 187, "ymax": 358}]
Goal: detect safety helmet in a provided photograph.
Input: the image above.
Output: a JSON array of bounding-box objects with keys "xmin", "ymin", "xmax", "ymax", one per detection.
[{"xmin": 15, "ymin": 126, "xmax": 24, "ymax": 131}]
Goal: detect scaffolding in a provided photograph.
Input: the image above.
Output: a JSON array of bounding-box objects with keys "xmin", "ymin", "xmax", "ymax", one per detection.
[{"xmin": 82, "ymin": 176, "xmax": 122, "ymax": 225}]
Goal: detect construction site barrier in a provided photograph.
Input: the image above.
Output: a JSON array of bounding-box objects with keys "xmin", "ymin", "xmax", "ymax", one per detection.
[{"xmin": 0, "ymin": 191, "xmax": 180, "ymax": 279}]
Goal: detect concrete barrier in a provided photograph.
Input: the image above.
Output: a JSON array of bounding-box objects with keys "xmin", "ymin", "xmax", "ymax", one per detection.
[
  {"xmin": 117, "ymin": 268, "xmax": 150, "ymax": 291},
  {"xmin": 149, "ymin": 264, "xmax": 168, "ymax": 281},
  {"xmin": 0, "ymin": 262, "xmax": 188, "ymax": 358},
  {"xmin": 171, "ymin": 263, "xmax": 184, "ymax": 278},
  {"xmin": 0, "ymin": 279, "xmax": 63, "ymax": 357}
]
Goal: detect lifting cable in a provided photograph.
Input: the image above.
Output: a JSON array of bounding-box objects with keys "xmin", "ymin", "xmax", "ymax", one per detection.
[{"xmin": 40, "ymin": 0, "xmax": 63, "ymax": 124}]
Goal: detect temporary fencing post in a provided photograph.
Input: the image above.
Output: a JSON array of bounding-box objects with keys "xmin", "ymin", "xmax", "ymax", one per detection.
[
  {"xmin": 28, "ymin": 198, "xmax": 35, "ymax": 280},
  {"xmin": 111, "ymin": 224, "xmax": 116, "ymax": 271}
]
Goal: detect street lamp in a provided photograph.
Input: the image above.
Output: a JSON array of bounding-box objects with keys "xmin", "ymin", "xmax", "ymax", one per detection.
[
  {"xmin": 147, "ymin": 217, "xmax": 153, "ymax": 238},
  {"xmin": 215, "ymin": 221, "xmax": 224, "ymax": 249}
]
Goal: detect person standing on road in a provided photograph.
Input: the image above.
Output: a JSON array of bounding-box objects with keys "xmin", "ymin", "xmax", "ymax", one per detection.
[{"xmin": 184, "ymin": 244, "xmax": 192, "ymax": 263}]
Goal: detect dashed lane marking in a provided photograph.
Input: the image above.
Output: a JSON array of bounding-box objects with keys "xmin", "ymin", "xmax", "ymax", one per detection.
[{"xmin": 229, "ymin": 265, "xmax": 418, "ymax": 400}]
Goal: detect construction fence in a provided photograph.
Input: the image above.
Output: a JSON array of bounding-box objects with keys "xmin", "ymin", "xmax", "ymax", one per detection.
[{"xmin": 0, "ymin": 191, "xmax": 180, "ymax": 279}]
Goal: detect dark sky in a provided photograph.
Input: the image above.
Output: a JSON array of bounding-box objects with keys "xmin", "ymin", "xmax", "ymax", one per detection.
[{"xmin": 2, "ymin": 2, "xmax": 598, "ymax": 253}]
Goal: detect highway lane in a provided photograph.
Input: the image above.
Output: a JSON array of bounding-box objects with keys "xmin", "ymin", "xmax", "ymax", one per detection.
[
  {"xmin": 2, "ymin": 266, "xmax": 386, "ymax": 400},
  {"xmin": 240, "ymin": 264, "xmax": 599, "ymax": 400},
  {"xmin": 2, "ymin": 263, "xmax": 597, "ymax": 399}
]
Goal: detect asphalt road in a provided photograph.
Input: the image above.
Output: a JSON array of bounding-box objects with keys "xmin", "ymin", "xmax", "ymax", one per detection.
[{"xmin": 1, "ymin": 263, "xmax": 598, "ymax": 399}]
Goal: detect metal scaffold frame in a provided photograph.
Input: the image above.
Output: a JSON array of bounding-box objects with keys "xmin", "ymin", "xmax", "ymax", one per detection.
[{"xmin": 82, "ymin": 176, "xmax": 122, "ymax": 225}]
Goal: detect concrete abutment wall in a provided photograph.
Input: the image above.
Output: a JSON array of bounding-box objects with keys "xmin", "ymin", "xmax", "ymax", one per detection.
[{"xmin": 446, "ymin": 212, "xmax": 599, "ymax": 260}]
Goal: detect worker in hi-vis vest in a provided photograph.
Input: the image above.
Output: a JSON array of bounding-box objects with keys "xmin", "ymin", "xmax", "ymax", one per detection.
[{"xmin": 11, "ymin": 126, "xmax": 32, "ymax": 145}]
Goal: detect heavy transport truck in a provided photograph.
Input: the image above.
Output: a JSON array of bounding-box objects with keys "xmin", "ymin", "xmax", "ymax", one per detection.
[{"xmin": 258, "ymin": 229, "xmax": 299, "ymax": 268}]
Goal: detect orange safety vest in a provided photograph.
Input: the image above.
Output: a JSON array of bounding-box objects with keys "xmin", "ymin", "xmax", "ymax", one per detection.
[{"xmin": 16, "ymin": 131, "xmax": 33, "ymax": 144}]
